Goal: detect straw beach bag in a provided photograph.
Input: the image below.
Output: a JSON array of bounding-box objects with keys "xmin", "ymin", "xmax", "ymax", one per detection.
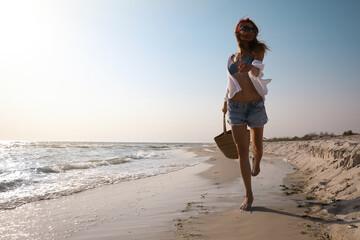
[{"xmin": 214, "ymin": 113, "xmax": 238, "ymax": 159}]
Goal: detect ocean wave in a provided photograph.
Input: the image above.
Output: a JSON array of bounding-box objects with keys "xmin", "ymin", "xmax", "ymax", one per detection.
[
  {"xmin": 1, "ymin": 142, "xmax": 26, "ymax": 149},
  {"xmin": 123, "ymin": 154, "xmax": 144, "ymax": 160},
  {"xmin": 88, "ymin": 158, "xmax": 130, "ymax": 165},
  {"xmin": 124, "ymin": 151, "xmax": 163, "ymax": 160},
  {"xmin": 0, "ymin": 161, "xmax": 198, "ymax": 210},
  {"xmin": 29, "ymin": 142, "xmax": 67, "ymax": 149},
  {"xmin": 28, "ymin": 142, "xmax": 123, "ymax": 149},
  {"xmin": 0, "ymin": 158, "xmax": 197, "ymax": 210},
  {"xmin": 34, "ymin": 151, "xmax": 166, "ymax": 174},
  {"xmin": 105, "ymin": 158, "xmax": 130, "ymax": 165},
  {"xmin": 0, "ymin": 177, "xmax": 125, "ymax": 210},
  {"xmin": 0, "ymin": 142, "xmax": 206, "ymax": 210},
  {"xmin": 0, "ymin": 179, "xmax": 26, "ymax": 192},
  {"xmin": 147, "ymin": 145, "xmax": 170, "ymax": 149},
  {"xmin": 35, "ymin": 166, "xmax": 60, "ymax": 174},
  {"xmin": 35, "ymin": 158, "xmax": 131, "ymax": 174}
]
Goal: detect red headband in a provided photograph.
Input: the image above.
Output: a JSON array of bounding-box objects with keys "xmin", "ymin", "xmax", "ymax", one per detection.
[{"xmin": 235, "ymin": 18, "xmax": 250, "ymax": 32}]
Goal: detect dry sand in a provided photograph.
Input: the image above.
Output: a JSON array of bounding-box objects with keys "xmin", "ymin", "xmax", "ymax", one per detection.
[{"xmin": 263, "ymin": 135, "xmax": 360, "ymax": 239}]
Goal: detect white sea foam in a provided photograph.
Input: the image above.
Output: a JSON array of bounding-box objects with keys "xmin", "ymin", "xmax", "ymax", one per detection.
[{"xmin": 0, "ymin": 142, "xmax": 207, "ymax": 210}]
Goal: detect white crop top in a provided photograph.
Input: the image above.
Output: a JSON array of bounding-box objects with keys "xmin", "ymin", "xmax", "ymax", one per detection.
[{"xmin": 224, "ymin": 55, "xmax": 272, "ymax": 101}]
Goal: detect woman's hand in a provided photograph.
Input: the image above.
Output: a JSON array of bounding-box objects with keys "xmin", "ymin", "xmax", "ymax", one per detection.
[
  {"xmin": 222, "ymin": 102, "xmax": 227, "ymax": 114},
  {"xmin": 238, "ymin": 63, "xmax": 253, "ymax": 73},
  {"xmin": 250, "ymin": 66, "xmax": 260, "ymax": 76},
  {"xmin": 238, "ymin": 63, "xmax": 261, "ymax": 76}
]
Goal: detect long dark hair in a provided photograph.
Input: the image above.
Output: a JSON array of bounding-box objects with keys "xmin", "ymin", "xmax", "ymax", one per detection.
[{"xmin": 234, "ymin": 18, "xmax": 270, "ymax": 54}]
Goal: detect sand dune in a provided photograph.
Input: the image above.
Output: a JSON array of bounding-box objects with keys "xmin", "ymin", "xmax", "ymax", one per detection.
[{"xmin": 263, "ymin": 135, "xmax": 360, "ymax": 239}]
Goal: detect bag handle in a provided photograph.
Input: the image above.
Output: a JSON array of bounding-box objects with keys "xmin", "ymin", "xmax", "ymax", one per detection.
[{"xmin": 223, "ymin": 113, "xmax": 227, "ymax": 134}]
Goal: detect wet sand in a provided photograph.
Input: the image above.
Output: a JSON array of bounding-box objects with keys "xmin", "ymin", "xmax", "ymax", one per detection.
[{"xmin": 69, "ymin": 145, "xmax": 317, "ymax": 240}]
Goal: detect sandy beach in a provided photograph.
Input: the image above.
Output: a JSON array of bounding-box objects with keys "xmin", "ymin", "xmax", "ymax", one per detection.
[
  {"xmin": 178, "ymin": 135, "xmax": 360, "ymax": 240},
  {"xmin": 0, "ymin": 136, "xmax": 359, "ymax": 240}
]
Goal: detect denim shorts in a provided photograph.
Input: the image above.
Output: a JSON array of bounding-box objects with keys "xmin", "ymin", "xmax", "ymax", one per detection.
[{"xmin": 227, "ymin": 98, "xmax": 268, "ymax": 128}]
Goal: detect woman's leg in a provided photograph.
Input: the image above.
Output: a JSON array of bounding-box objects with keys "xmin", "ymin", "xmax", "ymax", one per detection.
[
  {"xmin": 250, "ymin": 126, "xmax": 264, "ymax": 176},
  {"xmin": 231, "ymin": 125, "xmax": 253, "ymax": 209}
]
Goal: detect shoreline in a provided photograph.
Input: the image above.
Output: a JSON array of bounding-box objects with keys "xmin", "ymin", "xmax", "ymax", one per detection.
[
  {"xmin": 0, "ymin": 156, "xmax": 215, "ymax": 240},
  {"xmin": 0, "ymin": 144, "xmax": 301, "ymax": 240},
  {"xmin": 0, "ymin": 145, "xmax": 314, "ymax": 240},
  {"xmin": 0, "ymin": 136, "xmax": 358, "ymax": 239}
]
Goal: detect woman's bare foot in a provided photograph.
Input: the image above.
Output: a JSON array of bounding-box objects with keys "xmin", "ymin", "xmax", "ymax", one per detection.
[
  {"xmin": 239, "ymin": 195, "xmax": 254, "ymax": 211},
  {"xmin": 251, "ymin": 157, "xmax": 261, "ymax": 176}
]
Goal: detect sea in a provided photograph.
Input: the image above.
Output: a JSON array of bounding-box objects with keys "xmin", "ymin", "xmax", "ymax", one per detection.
[{"xmin": 0, "ymin": 141, "xmax": 211, "ymax": 210}]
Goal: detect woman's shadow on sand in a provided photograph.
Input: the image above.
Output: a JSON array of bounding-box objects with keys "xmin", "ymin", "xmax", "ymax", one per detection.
[{"xmin": 253, "ymin": 196, "xmax": 360, "ymax": 226}]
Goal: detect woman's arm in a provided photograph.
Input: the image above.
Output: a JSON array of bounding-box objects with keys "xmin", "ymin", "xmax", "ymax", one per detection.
[
  {"xmin": 249, "ymin": 47, "xmax": 265, "ymax": 76},
  {"xmin": 222, "ymin": 101, "xmax": 227, "ymax": 114}
]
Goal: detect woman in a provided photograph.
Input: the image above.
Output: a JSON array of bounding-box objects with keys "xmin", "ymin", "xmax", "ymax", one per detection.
[{"xmin": 222, "ymin": 18, "xmax": 271, "ymax": 212}]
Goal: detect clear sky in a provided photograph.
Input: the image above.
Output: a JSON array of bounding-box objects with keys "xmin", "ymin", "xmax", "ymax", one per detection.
[{"xmin": 0, "ymin": 0, "xmax": 359, "ymax": 142}]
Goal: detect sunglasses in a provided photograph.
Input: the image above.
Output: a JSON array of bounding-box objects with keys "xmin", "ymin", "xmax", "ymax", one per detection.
[{"xmin": 239, "ymin": 26, "xmax": 258, "ymax": 33}]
